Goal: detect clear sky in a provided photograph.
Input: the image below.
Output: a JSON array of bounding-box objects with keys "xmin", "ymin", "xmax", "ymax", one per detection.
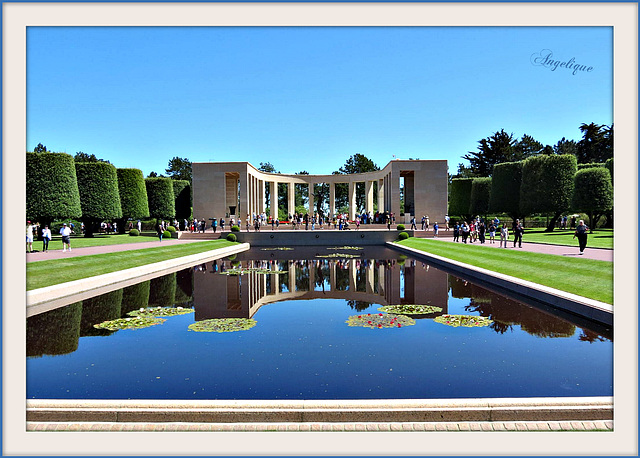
[{"xmin": 27, "ymin": 26, "xmax": 612, "ymax": 176}]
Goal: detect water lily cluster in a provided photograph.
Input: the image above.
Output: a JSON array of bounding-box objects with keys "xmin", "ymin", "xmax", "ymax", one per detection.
[
  {"xmin": 346, "ymin": 313, "xmax": 415, "ymax": 329},
  {"xmin": 326, "ymin": 246, "xmax": 363, "ymax": 250},
  {"xmin": 93, "ymin": 316, "xmax": 166, "ymax": 331},
  {"xmin": 434, "ymin": 314, "xmax": 493, "ymax": 328},
  {"xmin": 316, "ymin": 253, "xmax": 361, "ymax": 259},
  {"xmin": 378, "ymin": 304, "xmax": 443, "ymax": 315},
  {"xmin": 260, "ymin": 247, "xmax": 294, "ymax": 251},
  {"xmin": 188, "ymin": 318, "xmax": 257, "ymax": 333},
  {"xmin": 128, "ymin": 306, "xmax": 194, "ymax": 317},
  {"xmin": 219, "ymin": 267, "xmax": 284, "ymax": 276}
]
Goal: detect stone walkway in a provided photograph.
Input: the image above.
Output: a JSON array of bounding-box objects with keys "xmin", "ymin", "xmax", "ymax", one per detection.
[{"xmin": 26, "ymin": 420, "xmax": 613, "ymax": 432}]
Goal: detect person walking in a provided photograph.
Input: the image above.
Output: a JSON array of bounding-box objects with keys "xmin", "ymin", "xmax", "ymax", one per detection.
[
  {"xmin": 500, "ymin": 223, "xmax": 509, "ymax": 248},
  {"xmin": 156, "ymin": 221, "xmax": 164, "ymax": 242},
  {"xmin": 513, "ymin": 219, "xmax": 524, "ymax": 248},
  {"xmin": 26, "ymin": 221, "xmax": 36, "ymax": 252},
  {"xmin": 433, "ymin": 222, "xmax": 439, "ymax": 238},
  {"xmin": 453, "ymin": 222, "xmax": 460, "ymax": 242},
  {"xmin": 60, "ymin": 222, "xmax": 72, "ymax": 251},
  {"xmin": 410, "ymin": 216, "xmax": 417, "ymax": 230},
  {"xmin": 41, "ymin": 225, "xmax": 51, "ymax": 252},
  {"xmin": 461, "ymin": 222, "xmax": 469, "ymax": 243},
  {"xmin": 445, "ymin": 215, "xmax": 450, "ymax": 230},
  {"xmin": 478, "ymin": 222, "xmax": 486, "ymax": 244},
  {"xmin": 574, "ymin": 220, "xmax": 589, "ymax": 255},
  {"xmin": 488, "ymin": 222, "xmax": 496, "ymax": 244}
]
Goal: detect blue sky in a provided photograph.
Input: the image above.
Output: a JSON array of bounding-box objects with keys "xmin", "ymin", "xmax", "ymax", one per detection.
[{"xmin": 27, "ymin": 26, "xmax": 612, "ymax": 176}]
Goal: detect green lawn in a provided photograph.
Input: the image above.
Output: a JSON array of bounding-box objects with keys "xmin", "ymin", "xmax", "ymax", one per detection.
[
  {"xmin": 36, "ymin": 233, "xmax": 164, "ymax": 251},
  {"xmin": 27, "ymin": 240, "xmax": 236, "ymax": 290},
  {"xmin": 397, "ymin": 238, "xmax": 613, "ymax": 304},
  {"xmin": 519, "ymin": 228, "xmax": 613, "ymax": 249}
]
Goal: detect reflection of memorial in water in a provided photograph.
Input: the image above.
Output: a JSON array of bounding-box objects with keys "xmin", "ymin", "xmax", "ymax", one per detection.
[{"xmin": 192, "ymin": 257, "xmax": 449, "ymax": 320}]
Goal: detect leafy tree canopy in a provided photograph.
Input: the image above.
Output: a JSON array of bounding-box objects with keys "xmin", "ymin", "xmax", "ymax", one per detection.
[
  {"xmin": 33, "ymin": 143, "xmax": 49, "ymax": 153},
  {"xmin": 576, "ymin": 123, "xmax": 613, "ymax": 164},
  {"xmin": 337, "ymin": 153, "xmax": 380, "ymax": 175},
  {"xmin": 165, "ymin": 157, "xmax": 192, "ymax": 181},
  {"xmin": 258, "ymin": 162, "xmax": 277, "ymax": 173},
  {"xmin": 462, "ymin": 130, "xmax": 517, "ymax": 177},
  {"xmin": 74, "ymin": 151, "xmax": 110, "ymax": 163}
]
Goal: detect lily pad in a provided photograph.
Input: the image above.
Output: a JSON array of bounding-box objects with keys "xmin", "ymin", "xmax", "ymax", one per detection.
[
  {"xmin": 128, "ymin": 306, "xmax": 194, "ymax": 318},
  {"xmin": 378, "ymin": 304, "xmax": 443, "ymax": 315},
  {"xmin": 326, "ymin": 246, "xmax": 363, "ymax": 250},
  {"xmin": 434, "ymin": 314, "xmax": 493, "ymax": 328},
  {"xmin": 93, "ymin": 316, "xmax": 166, "ymax": 331},
  {"xmin": 316, "ymin": 253, "xmax": 361, "ymax": 259},
  {"xmin": 260, "ymin": 247, "xmax": 294, "ymax": 251},
  {"xmin": 188, "ymin": 318, "xmax": 257, "ymax": 333},
  {"xmin": 346, "ymin": 313, "xmax": 415, "ymax": 329},
  {"xmin": 219, "ymin": 268, "xmax": 284, "ymax": 276}
]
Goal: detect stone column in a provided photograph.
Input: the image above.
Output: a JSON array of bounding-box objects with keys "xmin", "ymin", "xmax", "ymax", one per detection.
[
  {"xmin": 239, "ymin": 172, "xmax": 249, "ymax": 218},
  {"xmin": 308, "ymin": 261, "xmax": 315, "ymax": 291},
  {"xmin": 287, "ymin": 182, "xmax": 295, "ymax": 219},
  {"xmin": 366, "ymin": 263, "xmax": 374, "ymax": 294},
  {"xmin": 308, "ymin": 182, "xmax": 314, "ymax": 216},
  {"xmin": 329, "ymin": 261, "xmax": 336, "ymax": 291},
  {"xmin": 259, "ymin": 179, "xmax": 265, "ymax": 214},
  {"xmin": 365, "ymin": 180, "xmax": 374, "ymax": 216},
  {"xmin": 329, "ymin": 182, "xmax": 336, "ymax": 218},
  {"xmin": 348, "ymin": 181, "xmax": 356, "ymax": 221},
  {"xmin": 270, "ymin": 181, "xmax": 278, "ymax": 219},
  {"xmin": 348, "ymin": 259, "xmax": 356, "ymax": 291},
  {"xmin": 391, "ymin": 168, "xmax": 401, "ymax": 222},
  {"xmin": 378, "ymin": 178, "xmax": 385, "ymax": 215},
  {"xmin": 288, "ymin": 261, "xmax": 296, "ymax": 293}
]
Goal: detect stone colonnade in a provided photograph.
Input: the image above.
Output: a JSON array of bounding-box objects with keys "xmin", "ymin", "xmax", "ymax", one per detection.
[{"xmin": 192, "ymin": 160, "xmax": 448, "ymax": 224}]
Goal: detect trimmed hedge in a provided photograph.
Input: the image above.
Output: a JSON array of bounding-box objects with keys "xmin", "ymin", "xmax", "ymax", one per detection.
[
  {"xmin": 172, "ymin": 180, "xmax": 192, "ymax": 220},
  {"xmin": 80, "ymin": 289, "xmax": 123, "ymax": 337},
  {"xmin": 149, "ymin": 272, "xmax": 177, "ymax": 307},
  {"xmin": 230, "ymin": 225, "xmax": 240, "ymax": 232},
  {"xmin": 490, "ymin": 161, "xmax": 523, "ymax": 217},
  {"xmin": 521, "ymin": 154, "xmax": 577, "ymax": 216},
  {"xmin": 577, "ymin": 162, "xmax": 605, "ymax": 171},
  {"xmin": 449, "ymin": 178, "xmax": 474, "ymax": 219},
  {"xmin": 117, "ymin": 168, "xmax": 150, "ymax": 220},
  {"xmin": 397, "ymin": 231, "xmax": 409, "ymax": 240},
  {"xmin": 605, "ymin": 158, "xmax": 613, "ymax": 185},
  {"xmin": 120, "ymin": 280, "xmax": 151, "ymax": 317},
  {"xmin": 226, "ymin": 233, "xmax": 237, "ymax": 242},
  {"xmin": 129, "ymin": 228, "xmax": 140, "ymax": 236},
  {"xmin": 75, "ymin": 162, "xmax": 123, "ymax": 222},
  {"xmin": 572, "ymin": 167, "xmax": 613, "ymax": 228},
  {"xmin": 469, "ymin": 177, "xmax": 492, "ymax": 216},
  {"xmin": 397, "ymin": 224, "xmax": 405, "ymax": 231},
  {"xmin": 167, "ymin": 225, "xmax": 177, "ymax": 233},
  {"xmin": 162, "ymin": 230, "xmax": 172, "ymax": 238},
  {"xmin": 26, "ymin": 152, "xmax": 82, "ymax": 223},
  {"xmin": 145, "ymin": 177, "xmax": 175, "ymax": 219},
  {"xmin": 27, "ymin": 301, "xmax": 81, "ymax": 357}
]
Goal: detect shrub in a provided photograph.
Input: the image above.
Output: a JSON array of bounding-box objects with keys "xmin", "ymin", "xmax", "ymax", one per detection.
[
  {"xmin": 577, "ymin": 162, "xmax": 605, "ymax": 171},
  {"xmin": 129, "ymin": 228, "xmax": 140, "ymax": 236},
  {"xmin": 397, "ymin": 224, "xmax": 405, "ymax": 231},
  {"xmin": 230, "ymin": 225, "xmax": 240, "ymax": 232},
  {"xmin": 449, "ymin": 178, "xmax": 474, "ymax": 220},
  {"xmin": 572, "ymin": 167, "xmax": 613, "ymax": 230},
  {"xmin": 226, "ymin": 233, "xmax": 237, "ymax": 242},
  {"xmin": 490, "ymin": 161, "xmax": 523, "ymax": 219},
  {"xmin": 27, "ymin": 152, "xmax": 82, "ymax": 224},
  {"xmin": 398, "ymin": 231, "xmax": 409, "ymax": 240},
  {"xmin": 116, "ymin": 168, "xmax": 149, "ymax": 220},
  {"xmin": 76, "ymin": 162, "xmax": 123, "ymax": 237},
  {"xmin": 162, "ymin": 230, "xmax": 172, "ymax": 239},
  {"xmin": 172, "ymin": 180, "xmax": 192, "ymax": 220},
  {"xmin": 469, "ymin": 177, "xmax": 492, "ymax": 217},
  {"xmin": 167, "ymin": 225, "xmax": 177, "ymax": 233},
  {"xmin": 145, "ymin": 177, "xmax": 175, "ymax": 219}
]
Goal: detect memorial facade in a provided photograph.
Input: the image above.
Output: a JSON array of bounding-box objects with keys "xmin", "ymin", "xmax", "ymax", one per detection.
[{"xmin": 192, "ymin": 159, "xmax": 447, "ymax": 223}]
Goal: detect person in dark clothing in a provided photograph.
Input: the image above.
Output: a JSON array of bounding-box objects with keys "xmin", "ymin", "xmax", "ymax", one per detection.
[
  {"xmin": 513, "ymin": 219, "xmax": 524, "ymax": 248},
  {"xmin": 478, "ymin": 222, "xmax": 486, "ymax": 244},
  {"xmin": 453, "ymin": 223, "xmax": 460, "ymax": 242},
  {"xmin": 573, "ymin": 220, "xmax": 589, "ymax": 254}
]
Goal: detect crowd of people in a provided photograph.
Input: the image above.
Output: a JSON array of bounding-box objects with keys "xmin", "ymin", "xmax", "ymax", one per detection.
[{"xmin": 451, "ymin": 216, "xmax": 526, "ymax": 248}]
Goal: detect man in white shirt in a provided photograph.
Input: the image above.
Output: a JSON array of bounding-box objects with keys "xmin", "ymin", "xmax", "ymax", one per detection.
[{"xmin": 60, "ymin": 223, "xmax": 72, "ymax": 252}]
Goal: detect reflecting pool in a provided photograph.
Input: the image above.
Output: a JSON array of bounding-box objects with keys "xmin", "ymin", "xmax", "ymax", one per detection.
[{"xmin": 27, "ymin": 246, "xmax": 612, "ymax": 400}]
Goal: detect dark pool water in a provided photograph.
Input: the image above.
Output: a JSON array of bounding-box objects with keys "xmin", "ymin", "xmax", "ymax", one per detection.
[{"xmin": 27, "ymin": 246, "xmax": 612, "ymax": 400}]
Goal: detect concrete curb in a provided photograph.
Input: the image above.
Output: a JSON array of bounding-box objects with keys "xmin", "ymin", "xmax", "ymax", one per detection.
[
  {"xmin": 27, "ymin": 397, "xmax": 613, "ymax": 424},
  {"xmin": 26, "ymin": 243, "xmax": 250, "ymax": 317},
  {"xmin": 387, "ymin": 242, "xmax": 613, "ymax": 326}
]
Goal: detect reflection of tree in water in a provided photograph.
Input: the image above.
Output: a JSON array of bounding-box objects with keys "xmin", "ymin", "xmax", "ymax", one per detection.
[
  {"xmin": 27, "ymin": 301, "xmax": 82, "ymax": 358},
  {"xmin": 80, "ymin": 289, "xmax": 124, "ymax": 337},
  {"xmin": 175, "ymin": 268, "xmax": 193, "ymax": 305},
  {"xmin": 334, "ymin": 262, "xmax": 350, "ymax": 291},
  {"xmin": 579, "ymin": 328, "xmax": 612, "ymax": 343},
  {"xmin": 121, "ymin": 280, "xmax": 150, "ymax": 317},
  {"xmin": 295, "ymin": 261, "xmax": 309, "ymax": 291},
  {"xmin": 347, "ymin": 300, "xmax": 372, "ymax": 312},
  {"xmin": 355, "ymin": 260, "xmax": 368, "ymax": 292},
  {"xmin": 149, "ymin": 272, "xmax": 177, "ymax": 307}
]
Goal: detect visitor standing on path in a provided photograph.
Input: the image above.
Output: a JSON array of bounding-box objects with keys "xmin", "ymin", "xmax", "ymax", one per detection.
[
  {"xmin": 488, "ymin": 222, "xmax": 496, "ymax": 244},
  {"xmin": 461, "ymin": 222, "xmax": 470, "ymax": 243},
  {"xmin": 574, "ymin": 220, "xmax": 589, "ymax": 255},
  {"xmin": 453, "ymin": 223, "xmax": 460, "ymax": 242},
  {"xmin": 513, "ymin": 219, "xmax": 524, "ymax": 248},
  {"xmin": 500, "ymin": 223, "xmax": 509, "ymax": 248},
  {"xmin": 41, "ymin": 225, "xmax": 51, "ymax": 252},
  {"xmin": 156, "ymin": 222, "xmax": 164, "ymax": 242},
  {"xmin": 410, "ymin": 216, "xmax": 417, "ymax": 230},
  {"xmin": 26, "ymin": 221, "xmax": 36, "ymax": 252},
  {"xmin": 433, "ymin": 222, "xmax": 439, "ymax": 238},
  {"xmin": 478, "ymin": 222, "xmax": 486, "ymax": 244},
  {"xmin": 60, "ymin": 222, "xmax": 72, "ymax": 251}
]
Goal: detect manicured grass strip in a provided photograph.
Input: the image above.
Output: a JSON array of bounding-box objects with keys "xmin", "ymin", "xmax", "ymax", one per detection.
[
  {"xmin": 397, "ymin": 238, "xmax": 613, "ymax": 304},
  {"xmin": 27, "ymin": 241, "xmax": 236, "ymax": 291},
  {"xmin": 517, "ymin": 228, "xmax": 613, "ymax": 250},
  {"xmin": 36, "ymin": 233, "xmax": 169, "ymax": 250}
]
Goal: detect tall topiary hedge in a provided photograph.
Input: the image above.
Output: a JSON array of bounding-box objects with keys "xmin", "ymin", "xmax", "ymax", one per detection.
[
  {"xmin": 27, "ymin": 302, "xmax": 82, "ymax": 357},
  {"xmin": 145, "ymin": 177, "xmax": 175, "ymax": 220},
  {"xmin": 572, "ymin": 167, "xmax": 613, "ymax": 231},
  {"xmin": 490, "ymin": 161, "xmax": 523, "ymax": 220},
  {"xmin": 449, "ymin": 178, "xmax": 474, "ymax": 221},
  {"xmin": 469, "ymin": 177, "xmax": 492, "ymax": 217},
  {"xmin": 76, "ymin": 162, "xmax": 123, "ymax": 236},
  {"xmin": 605, "ymin": 158, "xmax": 613, "ymax": 185},
  {"xmin": 117, "ymin": 168, "xmax": 149, "ymax": 232},
  {"xmin": 577, "ymin": 162, "xmax": 605, "ymax": 171},
  {"xmin": 521, "ymin": 154, "xmax": 577, "ymax": 231},
  {"xmin": 26, "ymin": 152, "xmax": 82, "ymax": 225},
  {"xmin": 172, "ymin": 179, "xmax": 192, "ymax": 220}
]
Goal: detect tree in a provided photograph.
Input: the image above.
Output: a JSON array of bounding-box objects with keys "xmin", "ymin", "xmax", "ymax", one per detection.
[
  {"xmin": 520, "ymin": 154, "xmax": 577, "ymax": 231},
  {"xmin": 74, "ymin": 151, "xmax": 110, "ymax": 163},
  {"xmin": 33, "ymin": 143, "xmax": 49, "ymax": 153},
  {"xmin": 448, "ymin": 178, "xmax": 474, "ymax": 221},
  {"xmin": 26, "ymin": 152, "xmax": 82, "ymax": 226},
  {"xmin": 576, "ymin": 123, "xmax": 613, "ymax": 163},
  {"xmin": 490, "ymin": 161, "xmax": 523, "ymax": 222},
  {"xmin": 165, "ymin": 157, "xmax": 192, "ymax": 182},
  {"xmin": 333, "ymin": 154, "xmax": 380, "ymax": 212},
  {"xmin": 145, "ymin": 177, "xmax": 175, "ymax": 220},
  {"xmin": 75, "ymin": 162, "xmax": 123, "ymax": 236},
  {"xmin": 513, "ymin": 134, "xmax": 544, "ymax": 159},
  {"xmin": 116, "ymin": 168, "xmax": 150, "ymax": 232},
  {"xmin": 554, "ymin": 137, "xmax": 578, "ymax": 156},
  {"xmin": 462, "ymin": 130, "xmax": 518, "ymax": 177},
  {"xmin": 572, "ymin": 167, "xmax": 613, "ymax": 232},
  {"xmin": 469, "ymin": 177, "xmax": 492, "ymax": 217},
  {"xmin": 172, "ymin": 179, "xmax": 192, "ymax": 220}
]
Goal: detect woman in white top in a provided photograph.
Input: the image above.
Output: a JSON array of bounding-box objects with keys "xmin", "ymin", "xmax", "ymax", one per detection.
[
  {"xmin": 41, "ymin": 225, "xmax": 52, "ymax": 252},
  {"xmin": 500, "ymin": 224, "xmax": 509, "ymax": 248}
]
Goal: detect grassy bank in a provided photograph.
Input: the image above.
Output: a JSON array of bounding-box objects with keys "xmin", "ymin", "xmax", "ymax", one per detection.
[
  {"xmin": 518, "ymin": 228, "xmax": 613, "ymax": 249},
  {"xmin": 397, "ymin": 238, "xmax": 613, "ymax": 304},
  {"xmin": 27, "ymin": 240, "xmax": 236, "ymax": 291}
]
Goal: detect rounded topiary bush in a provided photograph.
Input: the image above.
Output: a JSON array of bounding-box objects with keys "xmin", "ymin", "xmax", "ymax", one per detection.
[
  {"xmin": 163, "ymin": 230, "xmax": 172, "ymax": 238},
  {"xmin": 129, "ymin": 228, "xmax": 140, "ymax": 236},
  {"xmin": 398, "ymin": 231, "xmax": 409, "ymax": 240},
  {"xmin": 226, "ymin": 233, "xmax": 237, "ymax": 242},
  {"xmin": 230, "ymin": 225, "xmax": 240, "ymax": 232},
  {"xmin": 167, "ymin": 225, "xmax": 177, "ymax": 233},
  {"xmin": 397, "ymin": 224, "xmax": 405, "ymax": 231}
]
